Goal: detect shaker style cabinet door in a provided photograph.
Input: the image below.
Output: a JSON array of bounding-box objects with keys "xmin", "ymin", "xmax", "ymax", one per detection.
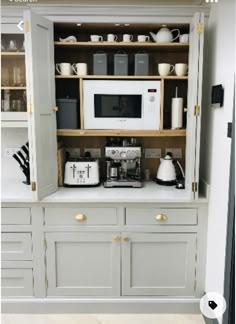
[
  {"xmin": 122, "ymin": 233, "xmax": 197, "ymax": 296},
  {"xmin": 24, "ymin": 10, "xmax": 58, "ymax": 200},
  {"xmin": 185, "ymin": 12, "xmax": 204, "ymax": 199},
  {"xmin": 45, "ymin": 232, "xmax": 121, "ymax": 297}
]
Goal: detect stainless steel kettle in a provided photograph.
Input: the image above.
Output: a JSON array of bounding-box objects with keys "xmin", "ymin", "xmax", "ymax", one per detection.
[{"xmin": 156, "ymin": 152, "xmax": 184, "ymax": 187}]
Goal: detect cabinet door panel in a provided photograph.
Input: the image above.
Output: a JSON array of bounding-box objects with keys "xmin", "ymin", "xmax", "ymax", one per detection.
[
  {"xmin": 122, "ymin": 233, "xmax": 197, "ymax": 296},
  {"xmin": 1, "ymin": 233, "xmax": 32, "ymax": 261},
  {"xmin": 1, "ymin": 269, "xmax": 33, "ymax": 297},
  {"xmin": 185, "ymin": 12, "xmax": 204, "ymax": 199},
  {"xmin": 24, "ymin": 10, "xmax": 57, "ymax": 200},
  {"xmin": 45, "ymin": 232, "xmax": 120, "ymax": 296}
]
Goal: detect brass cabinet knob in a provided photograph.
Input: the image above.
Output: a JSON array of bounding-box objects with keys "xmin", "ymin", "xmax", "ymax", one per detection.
[
  {"xmin": 52, "ymin": 106, "xmax": 58, "ymax": 112},
  {"xmin": 75, "ymin": 214, "xmax": 87, "ymax": 221},
  {"xmin": 155, "ymin": 214, "xmax": 168, "ymax": 221},
  {"xmin": 123, "ymin": 236, "xmax": 129, "ymax": 241},
  {"xmin": 113, "ymin": 235, "xmax": 121, "ymax": 241}
]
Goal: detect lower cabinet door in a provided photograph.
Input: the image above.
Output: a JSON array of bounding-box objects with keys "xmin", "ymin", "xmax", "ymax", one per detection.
[
  {"xmin": 45, "ymin": 232, "xmax": 121, "ymax": 296},
  {"xmin": 122, "ymin": 233, "xmax": 197, "ymax": 296},
  {"xmin": 1, "ymin": 269, "xmax": 33, "ymax": 297}
]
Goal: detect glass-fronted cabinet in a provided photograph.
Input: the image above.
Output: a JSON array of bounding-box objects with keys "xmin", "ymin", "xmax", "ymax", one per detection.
[{"xmin": 1, "ymin": 23, "xmax": 28, "ymax": 127}]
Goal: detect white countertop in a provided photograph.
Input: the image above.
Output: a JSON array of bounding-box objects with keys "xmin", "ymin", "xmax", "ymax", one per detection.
[{"xmin": 2, "ymin": 179, "xmax": 207, "ymax": 204}]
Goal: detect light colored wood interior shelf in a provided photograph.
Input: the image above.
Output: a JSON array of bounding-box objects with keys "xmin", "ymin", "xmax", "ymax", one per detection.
[
  {"xmin": 54, "ymin": 41, "xmax": 189, "ymax": 49},
  {"xmin": 55, "ymin": 75, "xmax": 188, "ymax": 80},
  {"xmin": 1, "ymin": 52, "xmax": 25, "ymax": 56},
  {"xmin": 57, "ymin": 129, "xmax": 186, "ymax": 137},
  {"xmin": 1, "ymin": 86, "xmax": 26, "ymax": 90}
]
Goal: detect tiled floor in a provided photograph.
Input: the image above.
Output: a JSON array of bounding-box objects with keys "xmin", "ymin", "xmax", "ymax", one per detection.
[{"xmin": 2, "ymin": 314, "xmax": 205, "ymax": 324}]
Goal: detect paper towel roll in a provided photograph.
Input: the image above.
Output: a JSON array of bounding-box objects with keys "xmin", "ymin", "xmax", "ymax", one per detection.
[{"xmin": 171, "ymin": 98, "xmax": 183, "ymax": 129}]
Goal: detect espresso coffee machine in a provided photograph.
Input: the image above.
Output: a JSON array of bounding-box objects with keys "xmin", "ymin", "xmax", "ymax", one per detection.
[{"xmin": 104, "ymin": 143, "xmax": 142, "ymax": 188}]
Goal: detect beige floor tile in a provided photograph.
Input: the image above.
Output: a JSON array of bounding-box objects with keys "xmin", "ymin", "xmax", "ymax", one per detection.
[{"xmin": 1, "ymin": 314, "xmax": 205, "ymax": 324}]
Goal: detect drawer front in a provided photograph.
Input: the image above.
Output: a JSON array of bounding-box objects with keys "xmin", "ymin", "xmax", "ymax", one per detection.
[
  {"xmin": 1, "ymin": 269, "xmax": 33, "ymax": 297},
  {"xmin": 2, "ymin": 208, "xmax": 31, "ymax": 225},
  {"xmin": 125, "ymin": 208, "xmax": 197, "ymax": 225},
  {"xmin": 45, "ymin": 207, "xmax": 118, "ymax": 226},
  {"xmin": 1, "ymin": 233, "xmax": 32, "ymax": 261}
]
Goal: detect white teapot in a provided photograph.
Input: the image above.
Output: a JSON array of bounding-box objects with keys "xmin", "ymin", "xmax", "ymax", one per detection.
[{"xmin": 150, "ymin": 26, "xmax": 180, "ymax": 43}]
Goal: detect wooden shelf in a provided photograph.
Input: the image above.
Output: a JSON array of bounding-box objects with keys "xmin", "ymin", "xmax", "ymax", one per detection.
[
  {"xmin": 1, "ymin": 86, "xmax": 26, "ymax": 90},
  {"xmin": 1, "ymin": 52, "xmax": 25, "ymax": 56},
  {"xmin": 57, "ymin": 129, "xmax": 186, "ymax": 137},
  {"xmin": 54, "ymin": 41, "xmax": 189, "ymax": 50},
  {"xmin": 55, "ymin": 75, "xmax": 188, "ymax": 80}
]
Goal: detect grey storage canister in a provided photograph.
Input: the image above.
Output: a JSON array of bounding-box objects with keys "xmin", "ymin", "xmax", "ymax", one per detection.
[
  {"xmin": 56, "ymin": 98, "xmax": 79, "ymax": 129},
  {"xmin": 135, "ymin": 53, "xmax": 149, "ymax": 75},
  {"xmin": 93, "ymin": 53, "xmax": 107, "ymax": 75},
  {"xmin": 114, "ymin": 53, "xmax": 128, "ymax": 75}
]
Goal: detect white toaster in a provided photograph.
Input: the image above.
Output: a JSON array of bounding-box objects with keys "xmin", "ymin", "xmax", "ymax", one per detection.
[{"xmin": 64, "ymin": 159, "xmax": 100, "ymax": 186}]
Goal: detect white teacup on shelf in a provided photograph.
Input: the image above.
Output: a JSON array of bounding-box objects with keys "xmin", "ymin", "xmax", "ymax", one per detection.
[
  {"xmin": 8, "ymin": 40, "xmax": 17, "ymax": 52},
  {"xmin": 137, "ymin": 35, "xmax": 150, "ymax": 42},
  {"xmin": 179, "ymin": 34, "xmax": 189, "ymax": 43},
  {"xmin": 158, "ymin": 63, "xmax": 174, "ymax": 76},
  {"xmin": 175, "ymin": 63, "xmax": 188, "ymax": 76},
  {"xmin": 56, "ymin": 63, "xmax": 72, "ymax": 76},
  {"xmin": 72, "ymin": 63, "xmax": 88, "ymax": 75},
  {"xmin": 90, "ymin": 35, "xmax": 103, "ymax": 42},
  {"xmin": 123, "ymin": 34, "xmax": 133, "ymax": 42},
  {"xmin": 107, "ymin": 34, "xmax": 118, "ymax": 42}
]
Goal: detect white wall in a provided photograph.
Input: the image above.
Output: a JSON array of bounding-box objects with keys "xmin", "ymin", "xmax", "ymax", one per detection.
[
  {"xmin": 200, "ymin": 0, "xmax": 235, "ymax": 300},
  {"xmin": 1, "ymin": 128, "xmax": 28, "ymax": 182}
]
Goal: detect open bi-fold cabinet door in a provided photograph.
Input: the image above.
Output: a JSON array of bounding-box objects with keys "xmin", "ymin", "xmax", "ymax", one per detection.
[
  {"xmin": 186, "ymin": 12, "xmax": 204, "ymax": 200},
  {"xmin": 24, "ymin": 10, "xmax": 58, "ymax": 200}
]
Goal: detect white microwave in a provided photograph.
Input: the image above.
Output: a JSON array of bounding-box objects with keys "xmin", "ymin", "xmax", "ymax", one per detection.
[{"xmin": 83, "ymin": 80, "xmax": 161, "ymax": 130}]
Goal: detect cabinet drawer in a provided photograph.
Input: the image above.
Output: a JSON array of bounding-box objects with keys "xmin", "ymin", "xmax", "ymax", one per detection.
[
  {"xmin": 125, "ymin": 208, "xmax": 197, "ymax": 225},
  {"xmin": 1, "ymin": 233, "xmax": 32, "ymax": 261},
  {"xmin": 44, "ymin": 207, "xmax": 118, "ymax": 226},
  {"xmin": 1, "ymin": 269, "xmax": 33, "ymax": 297},
  {"xmin": 2, "ymin": 208, "xmax": 31, "ymax": 225}
]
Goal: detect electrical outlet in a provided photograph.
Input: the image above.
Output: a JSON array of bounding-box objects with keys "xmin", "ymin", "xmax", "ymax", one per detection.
[
  {"xmin": 4, "ymin": 147, "xmax": 20, "ymax": 158},
  {"xmin": 165, "ymin": 148, "xmax": 182, "ymax": 159},
  {"xmin": 65, "ymin": 148, "xmax": 80, "ymax": 158},
  {"xmin": 84, "ymin": 148, "xmax": 101, "ymax": 158},
  {"xmin": 145, "ymin": 148, "xmax": 161, "ymax": 158}
]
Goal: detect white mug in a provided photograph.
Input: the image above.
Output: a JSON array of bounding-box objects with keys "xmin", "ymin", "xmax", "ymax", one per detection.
[
  {"xmin": 158, "ymin": 63, "xmax": 174, "ymax": 76},
  {"xmin": 179, "ymin": 34, "xmax": 189, "ymax": 43},
  {"xmin": 56, "ymin": 63, "xmax": 72, "ymax": 75},
  {"xmin": 72, "ymin": 63, "xmax": 88, "ymax": 75},
  {"xmin": 175, "ymin": 63, "xmax": 188, "ymax": 76},
  {"xmin": 90, "ymin": 35, "xmax": 103, "ymax": 42},
  {"xmin": 107, "ymin": 34, "xmax": 118, "ymax": 42},
  {"xmin": 123, "ymin": 34, "xmax": 133, "ymax": 42},
  {"xmin": 137, "ymin": 35, "xmax": 150, "ymax": 42}
]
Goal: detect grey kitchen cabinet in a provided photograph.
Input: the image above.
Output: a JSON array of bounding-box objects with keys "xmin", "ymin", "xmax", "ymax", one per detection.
[
  {"xmin": 122, "ymin": 232, "xmax": 197, "ymax": 296},
  {"xmin": 1, "ymin": 208, "xmax": 33, "ymax": 298},
  {"xmin": 45, "ymin": 232, "xmax": 121, "ymax": 296},
  {"xmin": 1, "ymin": 268, "xmax": 34, "ymax": 297}
]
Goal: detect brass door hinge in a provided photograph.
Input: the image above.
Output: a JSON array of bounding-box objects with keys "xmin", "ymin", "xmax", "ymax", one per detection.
[
  {"xmin": 45, "ymin": 278, "xmax": 48, "ymax": 289},
  {"xmin": 28, "ymin": 103, "xmax": 33, "ymax": 113},
  {"xmin": 31, "ymin": 181, "xmax": 36, "ymax": 192},
  {"xmin": 194, "ymin": 105, "xmax": 200, "ymax": 116},
  {"xmin": 192, "ymin": 182, "xmax": 198, "ymax": 193},
  {"xmin": 44, "ymin": 239, "xmax": 47, "ymax": 250},
  {"xmin": 24, "ymin": 21, "xmax": 30, "ymax": 33},
  {"xmin": 196, "ymin": 23, "xmax": 203, "ymax": 33}
]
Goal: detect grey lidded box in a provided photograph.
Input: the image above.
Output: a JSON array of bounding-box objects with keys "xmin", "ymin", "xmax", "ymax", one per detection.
[
  {"xmin": 114, "ymin": 53, "xmax": 128, "ymax": 75},
  {"xmin": 93, "ymin": 53, "xmax": 107, "ymax": 75},
  {"xmin": 135, "ymin": 53, "xmax": 149, "ymax": 75},
  {"xmin": 56, "ymin": 98, "xmax": 79, "ymax": 129}
]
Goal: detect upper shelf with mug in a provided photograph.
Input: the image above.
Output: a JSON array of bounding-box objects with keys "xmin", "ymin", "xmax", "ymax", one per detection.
[{"xmin": 54, "ymin": 22, "xmax": 190, "ymax": 51}]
